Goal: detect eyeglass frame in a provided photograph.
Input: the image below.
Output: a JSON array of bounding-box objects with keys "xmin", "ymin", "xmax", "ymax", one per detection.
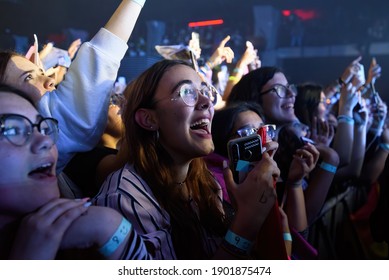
[
  {"xmin": 0, "ymin": 113, "xmax": 59, "ymax": 146},
  {"xmin": 154, "ymin": 81, "xmax": 218, "ymax": 107},
  {"xmin": 260, "ymin": 83, "xmax": 297, "ymax": 99},
  {"xmin": 235, "ymin": 124, "xmax": 277, "ymax": 139}
]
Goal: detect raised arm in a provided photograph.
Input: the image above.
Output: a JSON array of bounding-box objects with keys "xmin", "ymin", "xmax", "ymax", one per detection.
[{"xmin": 104, "ymin": 0, "xmax": 146, "ymax": 42}]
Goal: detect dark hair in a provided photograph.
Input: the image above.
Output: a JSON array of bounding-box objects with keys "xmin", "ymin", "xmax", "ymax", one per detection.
[
  {"xmin": 212, "ymin": 102, "xmax": 265, "ymax": 157},
  {"xmin": 295, "ymin": 83, "xmax": 323, "ymax": 127},
  {"xmin": 0, "ymin": 83, "xmax": 35, "ymax": 106},
  {"xmin": 0, "ymin": 51, "xmax": 19, "ymax": 83},
  {"xmin": 226, "ymin": 66, "xmax": 282, "ymax": 106},
  {"xmin": 274, "ymin": 122, "xmax": 304, "ymax": 181},
  {"xmin": 122, "ymin": 59, "xmax": 226, "ymax": 259}
]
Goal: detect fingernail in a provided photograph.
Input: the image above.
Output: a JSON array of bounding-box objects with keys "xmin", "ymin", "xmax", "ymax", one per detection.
[{"xmin": 83, "ymin": 202, "xmax": 92, "ymax": 208}]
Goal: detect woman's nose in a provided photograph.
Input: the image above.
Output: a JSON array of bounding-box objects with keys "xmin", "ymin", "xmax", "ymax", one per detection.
[
  {"xmin": 42, "ymin": 76, "xmax": 56, "ymax": 92},
  {"xmin": 30, "ymin": 131, "xmax": 55, "ymax": 154},
  {"xmin": 197, "ymin": 92, "xmax": 212, "ymax": 110}
]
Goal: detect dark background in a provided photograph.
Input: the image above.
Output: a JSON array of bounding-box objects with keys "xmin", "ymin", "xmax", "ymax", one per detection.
[{"xmin": 1, "ymin": 0, "xmax": 388, "ymax": 97}]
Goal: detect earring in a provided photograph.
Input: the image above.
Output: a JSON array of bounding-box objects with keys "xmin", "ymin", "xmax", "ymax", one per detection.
[{"xmin": 154, "ymin": 129, "xmax": 159, "ymax": 142}]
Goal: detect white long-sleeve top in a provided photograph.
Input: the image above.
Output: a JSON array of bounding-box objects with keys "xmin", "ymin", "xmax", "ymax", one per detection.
[{"xmin": 38, "ymin": 28, "xmax": 128, "ymax": 173}]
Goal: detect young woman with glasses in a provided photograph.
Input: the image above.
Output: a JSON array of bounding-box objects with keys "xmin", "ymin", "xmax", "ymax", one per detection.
[
  {"xmin": 226, "ymin": 66, "xmax": 299, "ymax": 126},
  {"xmin": 0, "ymin": 85, "xmax": 149, "ymax": 260},
  {"xmin": 94, "ymin": 60, "xmax": 281, "ymax": 260}
]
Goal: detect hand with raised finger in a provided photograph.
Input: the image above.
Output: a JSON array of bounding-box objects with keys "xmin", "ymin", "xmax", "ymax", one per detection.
[
  {"xmin": 339, "ymin": 82, "xmax": 359, "ymax": 114},
  {"xmin": 236, "ymin": 41, "xmax": 257, "ymax": 69},
  {"xmin": 340, "ymin": 56, "xmax": 362, "ymax": 84},
  {"xmin": 9, "ymin": 198, "xmax": 91, "ymax": 259},
  {"xmin": 366, "ymin": 57, "xmax": 381, "ymax": 85},
  {"xmin": 208, "ymin": 35, "xmax": 235, "ymax": 67},
  {"xmin": 67, "ymin": 38, "xmax": 82, "ymax": 60}
]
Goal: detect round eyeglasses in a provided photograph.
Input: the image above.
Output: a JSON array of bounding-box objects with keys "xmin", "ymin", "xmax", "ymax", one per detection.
[
  {"xmin": 157, "ymin": 83, "xmax": 218, "ymax": 107},
  {"xmin": 0, "ymin": 114, "xmax": 59, "ymax": 146},
  {"xmin": 236, "ymin": 124, "xmax": 276, "ymax": 140},
  {"xmin": 260, "ymin": 84, "xmax": 297, "ymax": 98}
]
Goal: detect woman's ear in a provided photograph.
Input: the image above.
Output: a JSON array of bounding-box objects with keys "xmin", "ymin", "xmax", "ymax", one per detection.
[{"xmin": 135, "ymin": 108, "xmax": 158, "ymax": 131}]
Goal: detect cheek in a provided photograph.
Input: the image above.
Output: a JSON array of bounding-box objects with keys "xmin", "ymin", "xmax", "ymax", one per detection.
[{"xmin": 0, "ymin": 149, "xmax": 23, "ymax": 183}]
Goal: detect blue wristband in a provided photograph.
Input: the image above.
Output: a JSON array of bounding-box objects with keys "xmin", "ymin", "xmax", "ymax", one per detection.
[
  {"xmin": 379, "ymin": 143, "xmax": 389, "ymax": 152},
  {"xmin": 99, "ymin": 218, "xmax": 132, "ymax": 257},
  {"xmin": 225, "ymin": 230, "xmax": 253, "ymax": 252},
  {"xmin": 283, "ymin": 233, "xmax": 292, "ymax": 241},
  {"xmin": 319, "ymin": 162, "xmax": 337, "ymax": 173},
  {"xmin": 337, "ymin": 115, "xmax": 354, "ymax": 125}
]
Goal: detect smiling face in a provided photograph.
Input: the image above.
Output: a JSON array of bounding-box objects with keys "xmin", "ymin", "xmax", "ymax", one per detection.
[
  {"xmin": 149, "ymin": 64, "xmax": 215, "ymax": 163},
  {"xmin": 230, "ymin": 110, "xmax": 264, "ymax": 140},
  {"xmin": 3, "ymin": 55, "xmax": 56, "ymax": 103},
  {"xmin": 0, "ymin": 91, "xmax": 59, "ymax": 217},
  {"xmin": 260, "ymin": 72, "xmax": 297, "ymax": 125}
]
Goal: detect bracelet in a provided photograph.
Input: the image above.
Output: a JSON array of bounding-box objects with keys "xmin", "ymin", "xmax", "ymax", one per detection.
[
  {"xmin": 283, "ymin": 232, "xmax": 292, "ymax": 242},
  {"xmin": 379, "ymin": 143, "xmax": 389, "ymax": 152},
  {"xmin": 338, "ymin": 77, "xmax": 346, "ymax": 86},
  {"xmin": 224, "ymin": 230, "xmax": 252, "ymax": 253},
  {"xmin": 206, "ymin": 61, "xmax": 215, "ymax": 69},
  {"xmin": 228, "ymin": 76, "xmax": 238, "ymax": 82},
  {"xmin": 99, "ymin": 218, "xmax": 132, "ymax": 257},
  {"xmin": 132, "ymin": 0, "xmax": 146, "ymax": 7},
  {"xmin": 319, "ymin": 162, "xmax": 337, "ymax": 173},
  {"xmin": 337, "ymin": 115, "xmax": 354, "ymax": 125}
]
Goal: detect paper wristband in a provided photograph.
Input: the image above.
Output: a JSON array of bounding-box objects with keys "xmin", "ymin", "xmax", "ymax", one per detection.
[
  {"xmin": 283, "ymin": 233, "xmax": 292, "ymax": 242},
  {"xmin": 319, "ymin": 162, "xmax": 337, "ymax": 173},
  {"xmin": 225, "ymin": 230, "xmax": 252, "ymax": 252},
  {"xmin": 379, "ymin": 143, "xmax": 389, "ymax": 152},
  {"xmin": 337, "ymin": 115, "xmax": 354, "ymax": 125},
  {"xmin": 99, "ymin": 217, "xmax": 132, "ymax": 257}
]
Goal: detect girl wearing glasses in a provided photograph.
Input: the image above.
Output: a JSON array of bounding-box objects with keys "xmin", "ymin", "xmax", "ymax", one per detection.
[
  {"xmin": 94, "ymin": 59, "xmax": 280, "ymax": 260},
  {"xmin": 227, "ymin": 66, "xmax": 299, "ymax": 126},
  {"xmin": 0, "ymin": 85, "xmax": 149, "ymax": 259}
]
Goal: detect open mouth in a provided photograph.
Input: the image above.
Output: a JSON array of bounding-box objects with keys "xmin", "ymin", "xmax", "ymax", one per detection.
[
  {"xmin": 28, "ymin": 163, "xmax": 55, "ymax": 179},
  {"xmin": 190, "ymin": 118, "xmax": 210, "ymax": 134},
  {"xmin": 281, "ymin": 103, "xmax": 294, "ymax": 110}
]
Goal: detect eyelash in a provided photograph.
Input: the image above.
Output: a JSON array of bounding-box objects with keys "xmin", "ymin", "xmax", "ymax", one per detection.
[{"xmin": 24, "ymin": 74, "xmax": 33, "ymax": 81}]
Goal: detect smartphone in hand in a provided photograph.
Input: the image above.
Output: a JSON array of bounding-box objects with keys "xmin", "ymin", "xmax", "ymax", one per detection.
[{"xmin": 227, "ymin": 134, "xmax": 263, "ymax": 183}]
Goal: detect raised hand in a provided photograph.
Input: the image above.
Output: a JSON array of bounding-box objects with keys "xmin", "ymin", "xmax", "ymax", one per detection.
[
  {"xmin": 340, "ymin": 56, "xmax": 362, "ymax": 84},
  {"xmin": 287, "ymin": 143, "xmax": 320, "ymax": 184},
  {"xmin": 310, "ymin": 117, "xmax": 335, "ymax": 147},
  {"xmin": 366, "ymin": 57, "xmax": 382, "ymax": 85},
  {"xmin": 207, "ymin": 35, "xmax": 234, "ymax": 67}
]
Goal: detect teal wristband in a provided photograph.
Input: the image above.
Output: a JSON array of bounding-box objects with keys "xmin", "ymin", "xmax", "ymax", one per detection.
[
  {"xmin": 132, "ymin": 0, "xmax": 146, "ymax": 7},
  {"xmin": 283, "ymin": 233, "xmax": 292, "ymax": 241},
  {"xmin": 225, "ymin": 230, "xmax": 252, "ymax": 252},
  {"xmin": 319, "ymin": 162, "xmax": 337, "ymax": 173},
  {"xmin": 337, "ymin": 115, "xmax": 354, "ymax": 125},
  {"xmin": 98, "ymin": 218, "xmax": 132, "ymax": 257},
  {"xmin": 379, "ymin": 143, "xmax": 389, "ymax": 152}
]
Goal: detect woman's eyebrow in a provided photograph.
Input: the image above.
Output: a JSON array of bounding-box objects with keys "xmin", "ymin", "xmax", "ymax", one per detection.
[
  {"xmin": 171, "ymin": 79, "xmax": 192, "ymax": 93},
  {"xmin": 19, "ymin": 69, "xmax": 34, "ymax": 78}
]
